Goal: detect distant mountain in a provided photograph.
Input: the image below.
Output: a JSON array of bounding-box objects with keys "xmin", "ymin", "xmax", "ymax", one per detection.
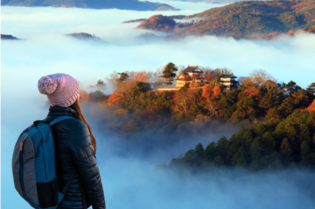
[
  {"xmin": 165, "ymin": 0, "xmax": 315, "ymax": 38},
  {"xmin": 1, "ymin": 34, "xmax": 19, "ymax": 40},
  {"xmin": 1, "ymin": 0, "xmax": 178, "ymax": 11},
  {"xmin": 123, "ymin": 18, "xmax": 147, "ymax": 23},
  {"xmin": 137, "ymin": 15, "xmax": 177, "ymax": 32},
  {"xmin": 136, "ymin": 14, "xmax": 194, "ymax": 32},
  {"xmin": 137, "ymin": 32, "xmax": 164, "ymax": 41},
  {"xmin": 66, "ymin": 32, "xmax": 102, "ymax": 41}
]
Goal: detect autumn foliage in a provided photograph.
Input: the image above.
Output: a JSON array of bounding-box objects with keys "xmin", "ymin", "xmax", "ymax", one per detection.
[
  {"xmin": 306, "ymin": 100, "xmax": 315, "ymax": 112},
  {"xmin": 133, "ymin": 71, "xmax": 151, "ymax": 81},
  {"xmin": 79, "ymin": 89, "xmax": 90, "ymax": 102},
  {"xmin": 213, "ymin": 85, "xmax": 221, "ymax": 98},
  {"xmin": 202, "ymin": 84, "xmax": 211, "ymax": 98},
  {"xmin": 136, "ymin": 15, "xmax": 176, "ymax": 32},
  {"xmin": 166, "ymin": 0, "xmax": 315, "ymax": 38},
  {"xmin": 107, "ymin": 91, "xmax": 124, "ymax": 107},
  {"xmin": 86, "ymin": 67, "xmax": 314, "ymax": 136},
  {"xmin": 244, "ymin": 87, "xmax": 261, "ymax": 99}
]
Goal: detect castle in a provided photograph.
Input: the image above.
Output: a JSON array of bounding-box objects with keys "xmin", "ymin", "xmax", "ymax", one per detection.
[
  {"xmin": 219, "ymin": 73, "xmax": 238, "ymax": 90},
  {"xmin": 175, "ymin": 66, "xmax": 207, "ymax": 88},
  {"xmin": 157, "ymin": 66, "xmax": 238, "ymax": 91}
]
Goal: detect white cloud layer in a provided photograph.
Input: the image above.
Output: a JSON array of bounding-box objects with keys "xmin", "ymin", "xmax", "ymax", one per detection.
[
  {"xmin": 2, "ymin": 5, "xmax": 315, "ymax": 88},
  {"xmin": 1, "ymin": 4, "xmax": 315, "ymax": 209}
]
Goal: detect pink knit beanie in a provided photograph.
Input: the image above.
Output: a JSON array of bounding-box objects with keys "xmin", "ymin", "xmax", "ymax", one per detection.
[{"xmin": 38, "ymin": 73, "xmax": 80, "ymax": 107}]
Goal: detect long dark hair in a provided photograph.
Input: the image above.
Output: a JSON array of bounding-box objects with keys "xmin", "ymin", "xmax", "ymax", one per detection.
[{"xmin": 70, "ymin": 99, "xmax": 97, "ymax": 153}]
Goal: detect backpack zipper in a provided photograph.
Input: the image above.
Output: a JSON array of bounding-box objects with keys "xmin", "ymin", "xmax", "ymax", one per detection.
[
  {"xmin": 42, "ymin": 142, "xmax": 47, "ymax": 180},
  {"xmin": 19, "ymin": 139, "xmax": 27, "ymax": 196}
]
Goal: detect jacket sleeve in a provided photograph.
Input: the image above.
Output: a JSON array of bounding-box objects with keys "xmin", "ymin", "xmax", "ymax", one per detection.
[{"xmin": 67, "ymin": 120, "xmax": 106, "ymax": 209}]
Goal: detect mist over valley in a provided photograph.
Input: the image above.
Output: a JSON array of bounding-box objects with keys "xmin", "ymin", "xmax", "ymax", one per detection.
[{"xmin": 2, "ymin": 2, "xmax": 315, "ymax": 209}]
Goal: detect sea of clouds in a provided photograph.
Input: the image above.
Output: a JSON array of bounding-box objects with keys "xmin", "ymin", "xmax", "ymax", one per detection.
[{"xmin": 2, "ymin": 1, "xmax": 315, "ymax": 209}]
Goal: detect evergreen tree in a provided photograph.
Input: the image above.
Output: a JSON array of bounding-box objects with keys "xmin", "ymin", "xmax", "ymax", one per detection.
[
  {"xmin": 195, "ymin": 143, "xmax": 205, "ymax": 159},
  {"xmin": 96, "ymin": 79, "xmax": 105, "ymax": 87},
  {"xmin": 278, "ymin": 97, "xmax": 294, "ymax": 117},
  {"xmin": 261, "ymin": 132, "xmax": 276, "ymax": 154},
  {"xmin": 259, "ymin": 92, "xmax": 279, "ymax": 111},
  {"xmin": 117, "ymin": 72, "xmax": 129, "ymax": 83},
  {"xmin": 266, "ymin": 108, "xmax": 281, "ymax": 120},
  {"xmin": 160, "ymin": 62, "xmax": 178, "ymax": 87},
  {"xmin": 213, "ymin": 156, "xmax": 224, "ymax": 166},
  {"xmin": 129, "ymin": 82, "xmax": 149, "ymax": 98},
  {"xmin": 280, "ymin": 138, "xmax": 293, "ymax": 162},
  {"xmin": 232, "ymin": 147, "xmax": 247, "ymax": 166},
  {"xmin": 306, "ymin": 82, "xmax": 315, "ymax": 96},
  {"xmin": 204, "ymin": 142, "xmax": 217, "ymax": 161},
  {"xmin": 300, "ymin": 140, "xmax": 311, "ymax": 165},
  {"xmin": 286, "ymin": 80, "xmax": 300, "ymax": 94},
  {"xmin": 250, "ymin": 138, "xmax": 263, "ymax": 160},
  {"xmin": 300, "ymin": 124, "xmax": 311, "ymax": 142},
  {"xmin": 89, "ymin": 90, "xmax": 106, "ymax": 101},
  {"xmin": 249, "ymin": 159, "xmax": 261, "ymax": 171},
  {"xmin": 217, "ymin": 136, "xmax": 229, "ymax": 160}
]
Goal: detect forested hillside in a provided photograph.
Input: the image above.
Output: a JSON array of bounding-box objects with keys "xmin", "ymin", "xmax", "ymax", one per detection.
[
  {"xmin": 170, "ymin": 110, "xmax": 315, "ymax": 172},
  {"xmin": 133, "ymin": 0, "xmax": 315, "ymax": 38},
  {"xmin": 136, "ymin": 15, "xmax": 194, "ymax": 32},
  {"xmin": 81, "ymin": 64, "xmax": 315, "ymax": 159}
]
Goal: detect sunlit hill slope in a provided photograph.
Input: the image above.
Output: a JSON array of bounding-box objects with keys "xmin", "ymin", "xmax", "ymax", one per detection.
[{"xmin": 166, "ymin": 0, "xmax": 315, "ymax": 37}]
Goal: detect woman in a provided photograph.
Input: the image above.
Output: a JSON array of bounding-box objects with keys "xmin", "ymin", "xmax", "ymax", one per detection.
[{"xmin": 38, "ymin": 73, "xmax": 106, "ymax": 209}]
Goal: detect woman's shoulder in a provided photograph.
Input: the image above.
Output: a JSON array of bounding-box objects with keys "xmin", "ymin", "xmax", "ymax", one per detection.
[
  {"xmin": 61, "ymin": 119, "xmax": 92, "ymax": 148},
  {"xmin": 58, "ymin": 118, "xmax": 88, "ymax": 133}
]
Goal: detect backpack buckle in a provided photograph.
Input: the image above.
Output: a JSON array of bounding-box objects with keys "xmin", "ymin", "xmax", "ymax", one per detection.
[
  {"xmin": 28, "ymin": 124, "xmax": 34, "ymax": 130},
  {"xmin": 20, "ymin": 142, "xmax": 24, "ymax": 152}
]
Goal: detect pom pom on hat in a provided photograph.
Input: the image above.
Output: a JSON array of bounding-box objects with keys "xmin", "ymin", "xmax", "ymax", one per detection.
[
  {"xmin": 38, "ymin": 73, "xmax": 80, "ymax": 107},
  {"xmin": 38, "ymin": 76, "xmax": 59, "ymax": 95}
]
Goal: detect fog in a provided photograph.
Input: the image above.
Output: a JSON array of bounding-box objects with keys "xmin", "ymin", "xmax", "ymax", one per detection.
[
  {"xmin": 2, "ymin": 5, "xmax": 315, "ymax": 87},
  {"xmin": 139, "ymin": 0, "xmax": 228, "ymax": 10},
  {"xmin": 2, "ymin": 3, "xmax": 315, "ymax": 209}
]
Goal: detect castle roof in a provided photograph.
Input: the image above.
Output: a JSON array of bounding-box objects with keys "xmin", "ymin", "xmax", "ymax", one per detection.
[
  {"xmin": 175, "ymin": 72, "xmax": 192, "ymax": 81},
  {"xmin": 175, "ymin": 71, "xmax": 206, "ymax": 81},
  {"xmin": 183, "ymin": 66, "xmax": 203, "ymax": 73},
  {"xmin": 220, "ymin": 73, "xmax": 237, "ymax": 78}
]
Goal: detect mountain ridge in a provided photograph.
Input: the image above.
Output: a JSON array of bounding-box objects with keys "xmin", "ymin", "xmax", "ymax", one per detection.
[{"xmin": 169, "ymin": 0, "xmax": 315, "ymax": 37}]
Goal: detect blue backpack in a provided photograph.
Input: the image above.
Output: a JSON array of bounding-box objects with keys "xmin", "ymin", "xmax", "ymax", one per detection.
[{"xmin": 12, "ymin": 116, "xmax": 79, "ymax": 209}]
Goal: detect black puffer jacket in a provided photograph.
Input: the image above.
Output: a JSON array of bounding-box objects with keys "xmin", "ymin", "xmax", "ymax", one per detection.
[{"xmin": 46, "ymin": 105, "xmax": 106, "ymax": 209}]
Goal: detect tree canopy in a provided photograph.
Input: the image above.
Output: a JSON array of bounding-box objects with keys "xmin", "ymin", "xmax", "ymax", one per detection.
[
  {"xmin": 82, "ymin": 66, "xmax": 315, "ymax": 170},
  {"xmin": 160, "ymin": 62, "xmax": 178, "ymax": 86}
]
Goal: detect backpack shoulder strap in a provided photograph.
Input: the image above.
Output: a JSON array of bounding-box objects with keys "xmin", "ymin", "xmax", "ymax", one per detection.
[
  {"xmin": 61, "ymin": 171, "xmax": 77, "ymax": 195},
  {"xmin": 77, "ymin": 172, "xmax": 88, "ymax": 209},
  {"xmin": 49, "ymin": 116, "xmax": 75, "ymax": 127},
  {"xmin": 61, "ymin": 171, "xmax": 88, "ymax": 209}
]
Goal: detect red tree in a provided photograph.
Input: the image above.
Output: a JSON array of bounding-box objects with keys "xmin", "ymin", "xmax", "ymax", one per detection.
[
  {"xmin": 306, "ymin": 100, "xmax": 315, "ymax": 112},
  {"xmin": 107, "ymin": 91, "xmax": 124, "ymax": 107},
  {"xmin": 213, "ymin": 85, "xmax": 221, "ymax": 98},
  {"xmin": 79, "ymin": 89, "xmax": 89, "ymax": 102},
  {"xmin": 202, "ymin": 84, "xmax": 212, "ymax": 98},
  {"xmin": 244, "ymin": 87, "xmax": 261, "ymax": 99}
]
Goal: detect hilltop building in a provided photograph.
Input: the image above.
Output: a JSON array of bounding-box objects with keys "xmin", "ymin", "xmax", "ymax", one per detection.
[
  {"xmin": 157, "ymin": 66, "xmax": 239, "ymax": 92},
  {"xmin": 175, "ymin": 66, "xmax": 207, "ymax": 88},
  {"xmin": 220, "ymin": 73, "xmax": 238, "ymax": 90}
]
